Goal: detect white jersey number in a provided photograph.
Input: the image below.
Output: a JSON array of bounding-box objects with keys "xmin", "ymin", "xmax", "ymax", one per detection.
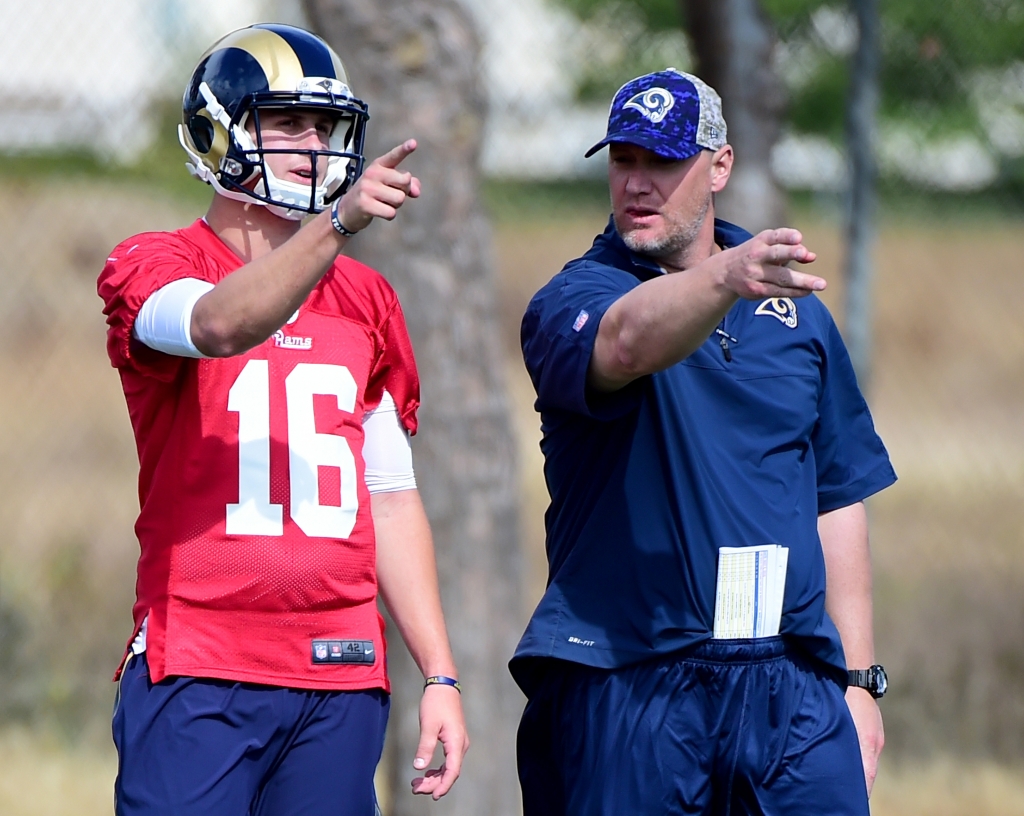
[{"xmin": 226, "ymin": 360, "xmax": 358, "ymax": 539}]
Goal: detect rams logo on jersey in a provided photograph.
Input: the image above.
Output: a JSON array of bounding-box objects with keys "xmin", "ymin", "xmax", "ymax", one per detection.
[
  {"xmin": 623, "ymin": 88, "xmax": 675, "ymax": 124},
  {"xmin": 755, "ymin": 298, "xmax": 798, "ymax": 329}
]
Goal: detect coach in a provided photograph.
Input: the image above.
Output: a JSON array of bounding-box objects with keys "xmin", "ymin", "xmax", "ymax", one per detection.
[{"xmin": 511, "ymin": 69, "xmax": 895, "ymax": 815}]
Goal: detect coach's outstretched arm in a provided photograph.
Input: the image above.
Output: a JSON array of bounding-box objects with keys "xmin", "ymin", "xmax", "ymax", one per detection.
[
  {"xmin": 589, "ymin": 229, "xmax": 825, "ymax": 392},
  {"xmin": 372, "ymin": 489, "xmax": 469, "ymax": 800},
  {"xmin": 191, "ymin": 140, "xmax": 421, "ymax": 358}
]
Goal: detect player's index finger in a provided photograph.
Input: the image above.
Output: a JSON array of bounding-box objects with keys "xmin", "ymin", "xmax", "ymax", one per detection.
[{"xmin": 376, "ymin": 139, "xmax": 417, "ymax": 169}]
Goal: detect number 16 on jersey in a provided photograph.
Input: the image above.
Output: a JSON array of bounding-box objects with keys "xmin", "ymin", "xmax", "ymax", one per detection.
[{"xmin": 226, "ymin": 360, "xmax": 359, "ymax": 540}]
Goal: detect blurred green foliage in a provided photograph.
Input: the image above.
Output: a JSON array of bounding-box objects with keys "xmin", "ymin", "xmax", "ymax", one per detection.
[
  {"xmin": 550, "ymin": 0, "xmax": 1024, "ymax": 197},
  {"xmin": 555, "ymin": 0, "xmax": 1024, "ymax": 139},
  {"xmin": 776, "ymin": 0, "xmax": 1024, "ymax": 139},
  {"xmin": 556, "ymin": 0, "xmax": 691, "ymax": 102},
  {"xmin": 560, "ymin": 0, "xmax": 682, "ymax": 30}
]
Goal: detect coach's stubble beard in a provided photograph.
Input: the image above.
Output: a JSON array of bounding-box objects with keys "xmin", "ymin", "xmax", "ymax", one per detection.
[{"xmin": 618, "ymin": 190, "xmax": 712, "ymax": 260}]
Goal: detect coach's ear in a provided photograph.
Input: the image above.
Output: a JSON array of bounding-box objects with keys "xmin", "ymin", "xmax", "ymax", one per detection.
[{"xmin": 711, "ymin": 145, "xmax": 734, "ymax": 193}]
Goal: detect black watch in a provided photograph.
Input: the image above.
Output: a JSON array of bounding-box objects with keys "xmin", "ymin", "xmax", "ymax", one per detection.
[{"xmin": 847, "ymin": 664, "xmax": 887, "ymax": 698}]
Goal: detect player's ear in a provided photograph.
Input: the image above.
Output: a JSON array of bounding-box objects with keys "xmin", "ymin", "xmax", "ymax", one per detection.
[{"xmin": 710, "ymin": 145, "xmax": 733, "ymax": 193}]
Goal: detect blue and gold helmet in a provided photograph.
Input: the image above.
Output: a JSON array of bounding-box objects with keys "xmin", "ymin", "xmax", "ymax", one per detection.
[{"xmin": 178, "ymin": 23, "xmax": 369, "ymax": 220}]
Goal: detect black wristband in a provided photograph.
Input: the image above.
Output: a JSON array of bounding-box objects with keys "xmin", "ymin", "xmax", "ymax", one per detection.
[
  {"xmin": 423, "ymin": 675, "xmax": 461, "ymax": 693},
  {"xmin": 330, "ymin": 198, "xmax": 357, "ymax": 237}
]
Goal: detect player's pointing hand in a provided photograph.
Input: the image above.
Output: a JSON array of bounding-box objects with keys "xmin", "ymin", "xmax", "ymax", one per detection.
[
  {"xmin": 719, "ymin": 228, "xmax": 826, "ymax": 300},
  {"xmin": 334, "ymin": 139, "xmax": 421, "ymax": 235}
]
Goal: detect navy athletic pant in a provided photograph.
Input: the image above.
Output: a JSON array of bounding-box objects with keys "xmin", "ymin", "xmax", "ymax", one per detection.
[
  {"xmin": 517, "ymin": 637, "xmax": 870, "ymax": 816},
  {"xmin": 112, "ymin": 653, "xmax": 389, "ymax": 816}
]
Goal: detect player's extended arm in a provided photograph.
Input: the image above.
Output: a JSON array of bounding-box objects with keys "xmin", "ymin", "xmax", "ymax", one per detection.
[
  {"xmin": 819, "ymin": 501, "xmax": 884, "ymax": 796},
  {"xmin": 372, "ymin": 489, "xmax": 469, "ymax": 800},
  {"xmin": 589, "ymin": 229, "xmax": 824, "ymax": 392},
  {"xmin": 191, "ymin": 141, "xmax": 421, "ymax": 357}
]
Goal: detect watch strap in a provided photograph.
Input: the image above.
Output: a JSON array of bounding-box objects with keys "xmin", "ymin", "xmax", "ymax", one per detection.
[{"xmin": 847, "ymin": 665, "xmax": 886, "ymax": 698}]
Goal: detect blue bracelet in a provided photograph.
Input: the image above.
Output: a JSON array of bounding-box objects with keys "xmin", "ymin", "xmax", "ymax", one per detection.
[
  {"xmin": 424, "ymin": 675, "xmax": 462, "ymax": 693},
  {"xmin": 330, "ymin": 198, "xmax": 358, "ymax": 237}
]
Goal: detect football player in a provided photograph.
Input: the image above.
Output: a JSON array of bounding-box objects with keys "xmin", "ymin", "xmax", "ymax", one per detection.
[{"xmin": 98, "ymin": 23, "xmax": 467, "ymax": 816}]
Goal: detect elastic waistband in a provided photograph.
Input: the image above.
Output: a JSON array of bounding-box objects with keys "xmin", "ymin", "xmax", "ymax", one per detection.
[{"xmin": 677, "ymin": 636, "xmax": 790, "ymax": 665}]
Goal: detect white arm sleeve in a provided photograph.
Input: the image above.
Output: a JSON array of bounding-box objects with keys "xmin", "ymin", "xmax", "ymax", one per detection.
[
  {"xmin": 133, "ymin": 277, "xmax": 215, "ymax": 358},
  {"xmin": 362, "ymin": 390, "xmax": 417, "ymax": 493}
]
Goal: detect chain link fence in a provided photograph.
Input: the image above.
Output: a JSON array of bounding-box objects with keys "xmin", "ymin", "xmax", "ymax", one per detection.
[{"xmin": 1, "ymin": 0, "xmax": 1022, "ymax": 781}]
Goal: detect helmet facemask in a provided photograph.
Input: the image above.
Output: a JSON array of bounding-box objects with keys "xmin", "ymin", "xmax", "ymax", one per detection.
[{"xmin": 179, "ymin": 77, "xmax": 369, "ymax": 221}]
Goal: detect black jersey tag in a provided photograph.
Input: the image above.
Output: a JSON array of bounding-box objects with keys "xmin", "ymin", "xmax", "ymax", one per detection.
[{"xmin": 311, "ymin": 640, "xmax": 376, "ymax": 665}]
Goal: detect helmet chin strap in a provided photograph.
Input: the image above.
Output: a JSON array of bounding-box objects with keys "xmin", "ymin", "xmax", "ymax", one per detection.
[{"xmin": 254, "ymin": 167, "xmax": 324, "ymax": 221}]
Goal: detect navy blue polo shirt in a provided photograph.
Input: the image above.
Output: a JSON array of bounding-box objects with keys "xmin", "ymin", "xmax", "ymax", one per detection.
[{"xmin": 510, "ymin": 217, "xmax": 896, "ymax": 692}]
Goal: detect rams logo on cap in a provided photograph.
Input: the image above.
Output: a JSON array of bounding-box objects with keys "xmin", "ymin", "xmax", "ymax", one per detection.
[{"xmin": 623, "ymin": 88, "xmax": 675, "ymax": 124}]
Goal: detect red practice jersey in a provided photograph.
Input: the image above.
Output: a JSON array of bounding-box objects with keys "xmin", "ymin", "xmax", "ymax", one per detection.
[{"xmin": 98, "ymin": 219, "xmax": 420, "ymax": 691}]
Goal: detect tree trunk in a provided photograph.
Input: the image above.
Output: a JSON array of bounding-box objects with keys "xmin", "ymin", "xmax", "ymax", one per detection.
[
  {"xmin": 304, "ymin": 2, "xmax": 523, "ymax": 814},
  {"xmin": 683, "ymin": 0, "xmax": 787, "ymax": 232},
  {"xmin": 844, "ymin": 0, "xmax": 880, "ymax": 387}
]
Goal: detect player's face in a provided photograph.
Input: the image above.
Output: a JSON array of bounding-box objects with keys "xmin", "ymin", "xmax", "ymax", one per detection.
[
  {"xmin": 251, "ymin": 108, "xmax": 338, "ymax": 187},
  {"xmin": 609, "ymin": 143, "xmax": 722, "ymax": 259}
]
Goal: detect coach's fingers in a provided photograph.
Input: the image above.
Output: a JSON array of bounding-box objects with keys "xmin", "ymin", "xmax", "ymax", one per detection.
[
  {"xmin": 772, "ymin": 266, "xmax": 827, "ymax": 292},
  {"xmin": 759, "ymin": 227, "xmax": 805, "ymax": 246},
  {"xmin": 762, "ymin": 241, "xmax": 816, "ymax": 267},
  {"xmin": 753, "ymin": 228, "xmax": 817, "ymax": 266},
  {"xmin": 373, "ymin": 138, "xmax": 418, "ymax": 170}
]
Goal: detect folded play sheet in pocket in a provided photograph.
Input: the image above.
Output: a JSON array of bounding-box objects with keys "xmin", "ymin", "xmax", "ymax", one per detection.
[{"xmin": 712, "ymin": 544, "xmax": 789, "ymax": 639}]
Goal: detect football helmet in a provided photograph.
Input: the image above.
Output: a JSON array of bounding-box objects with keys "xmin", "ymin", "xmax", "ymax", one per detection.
[{"xmin": 178, "ymin": 23, "xmax": 369, "ymax": 220}]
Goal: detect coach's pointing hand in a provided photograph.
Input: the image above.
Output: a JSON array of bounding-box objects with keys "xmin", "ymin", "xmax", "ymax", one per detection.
[
  {"xmin": 719, "ymin": 228, "xmax": 825, "ymax": 300},
  {"xmin": 335, "ymin": 139, "xmax": 421, "ymax": 234}
]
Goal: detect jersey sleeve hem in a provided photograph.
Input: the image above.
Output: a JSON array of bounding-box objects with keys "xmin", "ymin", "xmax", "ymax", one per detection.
[
  {"xmin": 370, "ymin": 296, "xmax": 420, "ymax": 436},
  {"xmin": 817, "ymin": 461, "xmax": 897, "ymax": 514}
]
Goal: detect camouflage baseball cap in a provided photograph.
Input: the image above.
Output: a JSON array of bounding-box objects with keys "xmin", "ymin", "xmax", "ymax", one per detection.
[{"xmin": 585, "ymin": 68, "xmax": 728, "ymax": 161}]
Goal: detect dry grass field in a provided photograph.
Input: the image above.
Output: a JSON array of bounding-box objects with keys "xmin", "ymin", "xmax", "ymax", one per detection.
[{"xmin": 1, "ymin": 178, "xmax": 1023, "ymax": 813}]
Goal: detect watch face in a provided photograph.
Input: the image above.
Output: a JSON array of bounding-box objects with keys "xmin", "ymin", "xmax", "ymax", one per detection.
[{"xmin": 870, "ymin": 665, "xmax": 888, "ymax": 696}]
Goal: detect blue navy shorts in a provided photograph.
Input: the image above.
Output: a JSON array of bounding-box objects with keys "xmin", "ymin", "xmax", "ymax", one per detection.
[
  {"xmin": 112, "ymin": 653, "xmax": 389, "ymax": 816},
  {"xmin": 517, "ymin": 637, "xmax": 869, "ymax": 816}
]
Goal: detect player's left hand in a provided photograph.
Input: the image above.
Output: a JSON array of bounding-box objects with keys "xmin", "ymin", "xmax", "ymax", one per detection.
[
  {"xmin": 845, "ymin": 686, "xmax": 884, "ymax": 795},
  {"xmin": 410, "ymin": 683, "xmax": 469, "ymax": 799}
]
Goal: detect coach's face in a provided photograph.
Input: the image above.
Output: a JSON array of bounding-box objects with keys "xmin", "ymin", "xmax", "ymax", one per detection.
[{"xmin": 609, "ymin": 142, "xmax": 732, "ymax": 260}]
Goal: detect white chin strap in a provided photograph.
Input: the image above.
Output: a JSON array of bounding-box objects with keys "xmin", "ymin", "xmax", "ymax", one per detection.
[
  {"xmin": 253, "ymin": 156, "xmax": 352, "ymax": 220},
  {"xmin": 255, "ymin": 165, "xmax": 328, "ymax": 221}
]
